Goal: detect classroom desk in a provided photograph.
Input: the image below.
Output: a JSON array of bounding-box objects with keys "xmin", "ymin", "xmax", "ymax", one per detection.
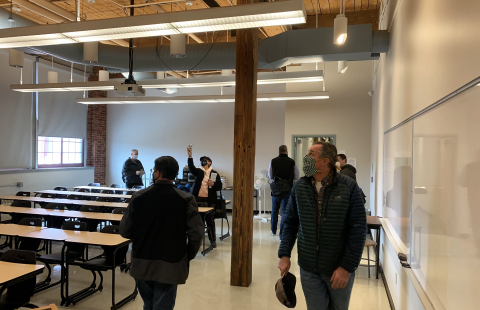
[
  {"xmin": 0, "ymin": 261, "xmax": 44, "ymax": 296},
  {"xmin": 0, "ymin": 195, "xmax": 129, "ymax": 209},
  {"xmin": 35, "ymin": 190, "xmax": 131, "ymax": 199},
  {"xmin": 74, "ymin": 186, "xmax": 137, "ymax": 192},
  {"xmin": 367, "ymin": 216, "xmax": 382, "ymax": 279},
  {"xmin": 0, "ymin": 223, "xmax": 44, "ymax": 236},
  {"xmin": 60, "ymin": 232, "xmax": 135, "ymax": 310}
]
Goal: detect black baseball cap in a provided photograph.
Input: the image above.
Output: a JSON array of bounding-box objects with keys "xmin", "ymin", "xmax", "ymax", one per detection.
[{"xmin": 275, "ymin": 272, "xmax": 297, "ymax": 308}]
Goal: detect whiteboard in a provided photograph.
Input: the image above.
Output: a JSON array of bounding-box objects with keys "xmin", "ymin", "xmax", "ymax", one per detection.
[{"xmin": 383, "ymin": 83, "xmax": 480, "ymax": 310}]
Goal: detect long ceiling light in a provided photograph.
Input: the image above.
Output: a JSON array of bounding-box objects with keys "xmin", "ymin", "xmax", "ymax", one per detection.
[
  {"xmin": 11, "ymin": 70, "xmax": 323, "ymax": 92},
  {"xmin": 0, "ymin": 0, "xmax": 306, "ymax": 49},
  {"xmin": 76, "ymin": 92, "xmax": 330, "ymax": 104}
]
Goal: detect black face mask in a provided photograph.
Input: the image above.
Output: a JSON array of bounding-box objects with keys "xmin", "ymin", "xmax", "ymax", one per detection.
[
  {"xmin": 151, "ymin": 169, "xmax": 159, "ymax": 184},
  {"xmin": 201, "ymin": 161, "xmax": 208, "ymax": 166}
]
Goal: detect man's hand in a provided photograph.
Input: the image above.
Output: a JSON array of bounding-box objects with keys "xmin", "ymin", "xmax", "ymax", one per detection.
[
  {"xmin": 278, "ymin": 257, "xmax": 291, "ymax": 277},
  {"xmin": 330, "ymin": 267, "xmax": 350, "ymax": 290},
  {"xmin": 207, "ymin": 180, "xmax": 215, "ymax": 187},
  {"xmin": 187, "ymin": 147, "xmax": 192, "ymax": 158}
]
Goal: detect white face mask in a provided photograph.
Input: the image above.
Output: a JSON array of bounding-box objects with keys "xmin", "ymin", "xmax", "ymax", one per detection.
[{"xmin": 132, "ymin": 155, "xmax": 138, "ymax": 159}]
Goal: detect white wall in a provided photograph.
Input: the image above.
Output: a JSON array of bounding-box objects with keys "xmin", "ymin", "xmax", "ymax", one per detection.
[
  {"xmin": 0, "ymin": 168, "xmax": 94, "ymax": 197},
  {"xmin": 285, "ymin": 61, "xmax": 373, "ymax": 206},
  {"xmin": 371, "ymin": 0, "xmax": 480, "ymax": 309},
  {"xmin": 106, "ymin": 84, "xmax": 286, "ymax": 211}
]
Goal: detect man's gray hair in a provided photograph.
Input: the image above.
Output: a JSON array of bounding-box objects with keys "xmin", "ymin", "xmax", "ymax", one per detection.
[
  {"xmin": 313, "ymin": 141, "xmax": 337, "ymax": 170},
  {"xmin": 131, "ymin": 149, "xmax": 138, "ymax": 153}
]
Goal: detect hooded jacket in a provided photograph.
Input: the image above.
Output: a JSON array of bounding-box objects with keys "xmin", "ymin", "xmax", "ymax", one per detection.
[
  {"xmin": 119, "ymin": 180, "xmax": 203, "ymax": 284},
  {"xmin": 278, "ymin": 173, "xmax": 367, "ymax": 275},
  {"xmin": 340, "ymin": 164, "xmax": 357, "ymax": 181}
]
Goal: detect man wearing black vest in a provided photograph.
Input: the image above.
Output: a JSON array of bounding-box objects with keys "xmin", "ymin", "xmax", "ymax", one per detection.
[{"xmin": 268, "ymin": 145, "xmax": 299, "ymax": 238}]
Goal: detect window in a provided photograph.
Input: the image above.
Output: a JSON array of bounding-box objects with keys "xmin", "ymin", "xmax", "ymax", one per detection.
[{"xmin": 38, "ymin": 136, "xmax": 84, "ymax": 168}]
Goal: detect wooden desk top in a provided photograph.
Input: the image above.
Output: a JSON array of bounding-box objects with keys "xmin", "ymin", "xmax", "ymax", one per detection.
[
  {"xmin": 74, "ymin": 186, "xmax": 137, "ymax": 192},
  {"xmin": 198, "ymin": 207, "xmax": 214, "ymax": 213},
  {"xmin": 35, "ymin": 190, "xmax": 131, "ymax": 199},
  {"xmin": 0, "ymin": 205, "xmax": 124, "ymax": 221},
  {"xmin": 20, "ymin": 228, "xmax": 90, "ymax": 241},
  {"xmin": 74, "ymin": 212, "xmax": 123, "ymax": 221},
  {"xmin": 0, "ymin": 261, "xmax": 44, "ymax": 285},
  {"xmin": 367, "ymin": 216, "xmax": 382, "ymax": 228},
  {"xmin": 0, "ymin": 195, "xmax": 128, "ymax": 209},
  {"xmin": 66, "ymin": 231, "xmax": 130, "ymax": 246},
  {"xmin": 0, "ymin": 223, "xmax": 44, "ymax": 236}
]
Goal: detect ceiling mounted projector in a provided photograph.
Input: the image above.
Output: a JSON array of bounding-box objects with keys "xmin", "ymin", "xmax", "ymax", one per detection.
[{"xmin": 114, "ymin": 84, "xmax": 146, "ymax": 97}]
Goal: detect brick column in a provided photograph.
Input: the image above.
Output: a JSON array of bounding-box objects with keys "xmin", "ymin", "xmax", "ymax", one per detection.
[{"xmin": 86, "ymin": 67, "xmax": 107, "ymax": 185}]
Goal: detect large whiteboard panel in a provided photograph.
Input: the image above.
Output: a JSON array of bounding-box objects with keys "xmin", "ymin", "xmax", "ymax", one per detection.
[
  {"xmin": 384, "ymin": 122, "xmax": 412, "ymax": 254},
  {"xmin": 411, "ymin": 85, "xmax": 480, "ymax": 310}
]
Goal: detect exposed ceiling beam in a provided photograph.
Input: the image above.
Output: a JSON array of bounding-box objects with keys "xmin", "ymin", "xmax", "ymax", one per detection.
[
  {"xmin": 11, "ymin": 0, "xmax": 67, "ymax": 23},
  {"xmin": 294, "ymin": 8, "xmax": 379, "ymax": 30}
]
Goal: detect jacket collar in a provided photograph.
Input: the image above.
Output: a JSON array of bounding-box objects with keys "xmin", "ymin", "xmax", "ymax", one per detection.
[
  {"xmin": 302, "ymin": 170, "xmax": 338, "ymax": 186},
  {"xmin": 279, "ymin": 153, "xmax": 289, "ymax": 158},
  {"xmin": 154, "ymin": 180, "xmax": 175, "ymax": 186}
]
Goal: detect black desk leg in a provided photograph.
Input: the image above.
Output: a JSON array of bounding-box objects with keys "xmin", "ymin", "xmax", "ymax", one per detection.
[
  {"xmin": 60, "ymin": 242, "xmax": 68, "ymax": 306},
  {"xmin": 375, "ymin": 228, "xmax": 380, "ymax": 279}
]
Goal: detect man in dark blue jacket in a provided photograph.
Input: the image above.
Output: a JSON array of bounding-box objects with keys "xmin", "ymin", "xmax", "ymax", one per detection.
[{"xmin": 278, "ymin": 141, "xmax": 366, "ymax": 310}]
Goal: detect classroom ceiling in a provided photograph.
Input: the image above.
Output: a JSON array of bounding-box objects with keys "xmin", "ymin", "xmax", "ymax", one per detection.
[{"xmin": 0, "ymin": 0, "xmax": 380, "ymax": 76}]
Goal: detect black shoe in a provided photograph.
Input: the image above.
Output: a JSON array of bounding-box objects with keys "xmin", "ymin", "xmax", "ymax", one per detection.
[
  {"xmin": 211, "ymin": 241, "xmax": 217, "ymax": 248},
  {"xmin": 272, "ymin": 232, "xmax": 276, "ymax": 236}
]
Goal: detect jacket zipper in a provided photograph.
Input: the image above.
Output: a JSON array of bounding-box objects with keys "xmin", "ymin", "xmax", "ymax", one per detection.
[{"xmin": 312, "ymin": 182, "xmax": 320, "ymax": 273}]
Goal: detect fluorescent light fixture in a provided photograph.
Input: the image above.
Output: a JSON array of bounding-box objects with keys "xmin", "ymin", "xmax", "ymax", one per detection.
[
  {"xmin": 0, "ymin": 0, "xmax": 306, "ymax": 49},
  {"xmin": 76, "ymin": 91, "xmax": 329, "ymax": 104},
  {"xmin": 11, "ymin": 81, "xmax": 119, "ymax": 92},
  {"xmin": 12, "ymin": 70, "xmax": 323, "ymax": 92},
  {"xmin": 338, "ymin": 61, "xmax": 348, "ymax": 74}
]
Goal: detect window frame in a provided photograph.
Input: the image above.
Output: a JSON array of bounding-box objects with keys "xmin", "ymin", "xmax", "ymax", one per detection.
[{"xmin": 37, "ymin": 136, "xmax": 85, "ymax": 168}]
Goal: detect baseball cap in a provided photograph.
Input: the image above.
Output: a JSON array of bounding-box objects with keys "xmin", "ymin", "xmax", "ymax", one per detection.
[{"xmin": 275, "ymin": 272, "xmax": 297, "ymax": 308}]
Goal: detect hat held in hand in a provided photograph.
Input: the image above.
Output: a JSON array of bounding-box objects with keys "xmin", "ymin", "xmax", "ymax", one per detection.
[{"xmin": 275, "ymin": 272, "xmax": 297, "ymax": 308}]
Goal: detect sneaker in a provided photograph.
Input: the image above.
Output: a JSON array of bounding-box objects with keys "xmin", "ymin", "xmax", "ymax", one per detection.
[
  {"xmin": 211, "ymin": 241, "xmax": 217, "ymax": 248},
  {"xmin": 272, "ymin": 232, "xmax": 276, "ymax": 236}
]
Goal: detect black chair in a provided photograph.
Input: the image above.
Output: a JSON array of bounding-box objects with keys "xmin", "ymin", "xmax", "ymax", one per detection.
[
  {"xmin": 0, "ymin": 250, "xmax": 39, "ymax": 310},
  {"xmin": 78, "ymin": 205, "xmax": 100, "ymax": 232},
  {"xmin": 126, "ymin": 191, "xmax": 136, "ymax": 195},
  {"xmin": 110, "ymin": 208, "xmax": 125, "ymax": 226},
  {"xmin": 67, "ymin": 194, "xmax": 85, "ymax": 201},
  {"xmin": 214, "ymin": 193, "xmax": 230, "ymax": 241},
  {"xmin": 96, "ymin": 197, "xmax": 113, "ymax": 203},
  {"xmin": 88, "ymin": 183, "xmax": 101, "ymax": 193},
  {"xmin": 34, "ymin": 192, "xmax": 57, "ymax": 208},
  {"xmin": 131, "ymin": 185, "xmax": 144, "ymax": 189},
  {"xmin": 42, "ymin": 203, "xmax": 67, "ymax": 228},
  {"xmin": 0, "ymin": 218, "xmax": 42, "ymax": 258},
  {"xmin": 110, "ymin": 184, "xmax": 121, "ymax": 188},
  {"xmin": 10, "ymin": 200, "xmax": 32, "ymax": 224},
  {"xmin": 101, "ymin": 189, "xmax": 114, "ymax": 194},
  {"xmin": 78, "ymin": 188, "xmax": 91, "ymax": 193},
  {"xmin": 35, "ymin": 222, "xmax": 87, "ymax": 294},
  {"xmin": 15, "ymin": 191, "xmax": 30, "ymax": 197},
  {"xmin": 54, "ymin": 187, "xmax": 68, "ymax": 191},
  {"xmin": 65, "ymin": 226, "xmax": 130, "ymax": 307}
]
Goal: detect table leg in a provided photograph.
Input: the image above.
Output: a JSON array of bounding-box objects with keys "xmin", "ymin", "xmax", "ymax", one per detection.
[{"xmin": 376, "ymin": 228, "xmax": 380, "ymax": 279}]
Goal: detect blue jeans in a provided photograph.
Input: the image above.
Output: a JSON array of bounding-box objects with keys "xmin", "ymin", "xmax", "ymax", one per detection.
[
  {"xmin": 271, "ymin": 192, "xmax": 290, "ymax": 237},
  {"xmin": 300, "ymin": 268, "xmax": 355, "ymax": 310},
  {"xmin": 135, "ymin": 279, "xmax": 178, "ymax": 310}
]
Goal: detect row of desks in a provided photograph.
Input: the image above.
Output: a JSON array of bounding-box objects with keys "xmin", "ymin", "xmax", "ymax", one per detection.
[
  {"xmin": 35, "ymin": 190, "xmax": 132, "ymax": 199},
  {"xmin": 0, "ymin": 223, "xmax": 135, "ymax": 309}
]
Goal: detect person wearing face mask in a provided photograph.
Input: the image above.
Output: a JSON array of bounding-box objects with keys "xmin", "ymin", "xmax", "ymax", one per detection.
[
  {"xmin": 278, "ymin": 141, "xmax": 367, "ymax": 310},
  {"xmin": 122, "ymin": 149, "xmax": 145, "ymax": 188},
  {"xmin": 187, "ymin": 147, "xmax": 223, "ymax": 248},
  {"xmin": 120, "ymin": 156, "xmax": 203, "ymax": 310}
]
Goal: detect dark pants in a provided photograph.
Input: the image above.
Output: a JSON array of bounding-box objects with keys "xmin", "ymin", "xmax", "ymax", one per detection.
[
  {"xmin": 271, "ymin": 192, "xmax": 290, "ymax": 237},
  {"xmin": 196, "ymin": 197, "xmax": 216, "ymax": 242},
  {"xmin": 126, "ymin": 181, "xmax": 143, "ymax": 189},
  {"xmin": 136, "ymin": 279, "xmax": 177, "ymax": 310}
]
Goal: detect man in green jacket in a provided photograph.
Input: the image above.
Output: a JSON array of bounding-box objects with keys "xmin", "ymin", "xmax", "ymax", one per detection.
[{"xmin": 278, "ymin": 141, "xmax": 367, "ymax": 310}]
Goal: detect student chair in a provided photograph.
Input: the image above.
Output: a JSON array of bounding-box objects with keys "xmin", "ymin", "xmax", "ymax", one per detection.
[
  {"xmin": 77, "ymin": 188, "xmax": 91, "ymax": 193},
  {"xmin": 10, "ymin": 200, "xmax": 33, "ymax": 224},
  {"xmin": 0, "ymin": 250, "xmax": 39, "ymax": 310},
  {"xmin": 0, "ymin": 218, "xmax": 43, "ymax": 258},
  {"xmin": 131, "ymin": 185, "xmax": 144, "ymax": 189},
  {"xmin": 88, "ymin": 183, "xmax": 101, "ymax": 193},
  {"xmin": 15, "ymin": 191, "xmax": 30, "ymax": 197},
  {"xmin": 110, "ymin": 208, "xmax": 125, "ymax": 226},
  {"xmin": 35, "ymin": 222, "xmax": 87, "ymax": 294},
  {"xmin": 42, "ymin": 203, "xmax": 67, "ymax": 228},
  {"xmin": 78, "ymin": 205, "xmax": 100, "ymax": 232},
  {"xmin": 66, "ymin": 225, "xmax": 131, "ymax": 307}
]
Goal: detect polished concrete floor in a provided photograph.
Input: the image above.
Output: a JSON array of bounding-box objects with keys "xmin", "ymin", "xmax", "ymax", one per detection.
[{"xmin": 5, "ymin": 217, "xmax": 390, "ymax": 310}]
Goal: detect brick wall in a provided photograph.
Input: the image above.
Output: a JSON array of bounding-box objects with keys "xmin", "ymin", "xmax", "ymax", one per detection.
[{"xmin": 86, "ymin": 67, "xmax": 107, "ymax": 185}]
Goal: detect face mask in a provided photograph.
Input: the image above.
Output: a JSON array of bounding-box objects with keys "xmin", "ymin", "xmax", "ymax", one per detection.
[
  {"xmin": 335, "ymin": 162, "xmax": 341, "ymax": 169},
  {"xmin": 151, "ymin": 170, "xmax": 159, "ymax": 184},
  {"xmin": 303, "ymin": 155, "xmax": 326, "ymax": 177},
  {"xmin": 132, "ymin": 155, "xmax": 138, "ymax": 159},
  {"xmin": 201, "ymin": 161, "xmax": 208, "ymax": 166}
]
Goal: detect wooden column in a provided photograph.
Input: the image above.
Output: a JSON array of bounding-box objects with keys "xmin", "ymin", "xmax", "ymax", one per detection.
[{"xmin": 230, "ymin": 16, "xmax": 259, "ymax": 286}]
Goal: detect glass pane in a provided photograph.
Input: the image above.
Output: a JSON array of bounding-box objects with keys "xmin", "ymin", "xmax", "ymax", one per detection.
[
  {"xmin": 75, "ymin": 153, "xmax": 82, "ymax": 163},
  {"xmin": 76, "ymin": 143, "xmax": 82, "ymax": 153},
  {"xmin": 63, "ymin": 142, "xmax": 69, "ymax": 153},
  {"xmin": 38, "ymin": 142, "xmax": 44, "ymax": 153},
  {"xmin": 38, "ymin": 153, "xmax": 45, "ymax": 165},
  {"xmin": 69, "ymin": 153, "xmax": 75, "ymax": 164},
  {"xmin": 62, "ymin": 153, "xmax": 69, "ymax": 164},
  {"xmin": 45, "ymin": 153, "xmax": 52, "ymax": 165},
  {"xmin": 53, "ymin": 141, "xmax": 61, "ymax": 153},
  {"xmin": 53, "ymin": 153, "xmax": 61, "ymax": 164}
]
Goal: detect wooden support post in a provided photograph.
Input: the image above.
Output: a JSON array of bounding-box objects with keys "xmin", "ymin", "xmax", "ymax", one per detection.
[{"xmin": 230, "ymin": 18, "xmax": 259, "ymax": 287}]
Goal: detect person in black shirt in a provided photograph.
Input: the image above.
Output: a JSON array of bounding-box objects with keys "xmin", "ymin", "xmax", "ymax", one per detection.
[{"xmin": 122, "ymin": 149, "xmax": 145, "ymax": 188}]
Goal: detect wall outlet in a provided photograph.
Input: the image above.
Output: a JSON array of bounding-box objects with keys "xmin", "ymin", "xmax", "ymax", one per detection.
[
  {"xmin": 395, "ymin": 272, "xmax": 397, "ymax": 284},
  {"xmin": 16, "ymin": 182, "xmax": 23, "ymax": 187}
]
